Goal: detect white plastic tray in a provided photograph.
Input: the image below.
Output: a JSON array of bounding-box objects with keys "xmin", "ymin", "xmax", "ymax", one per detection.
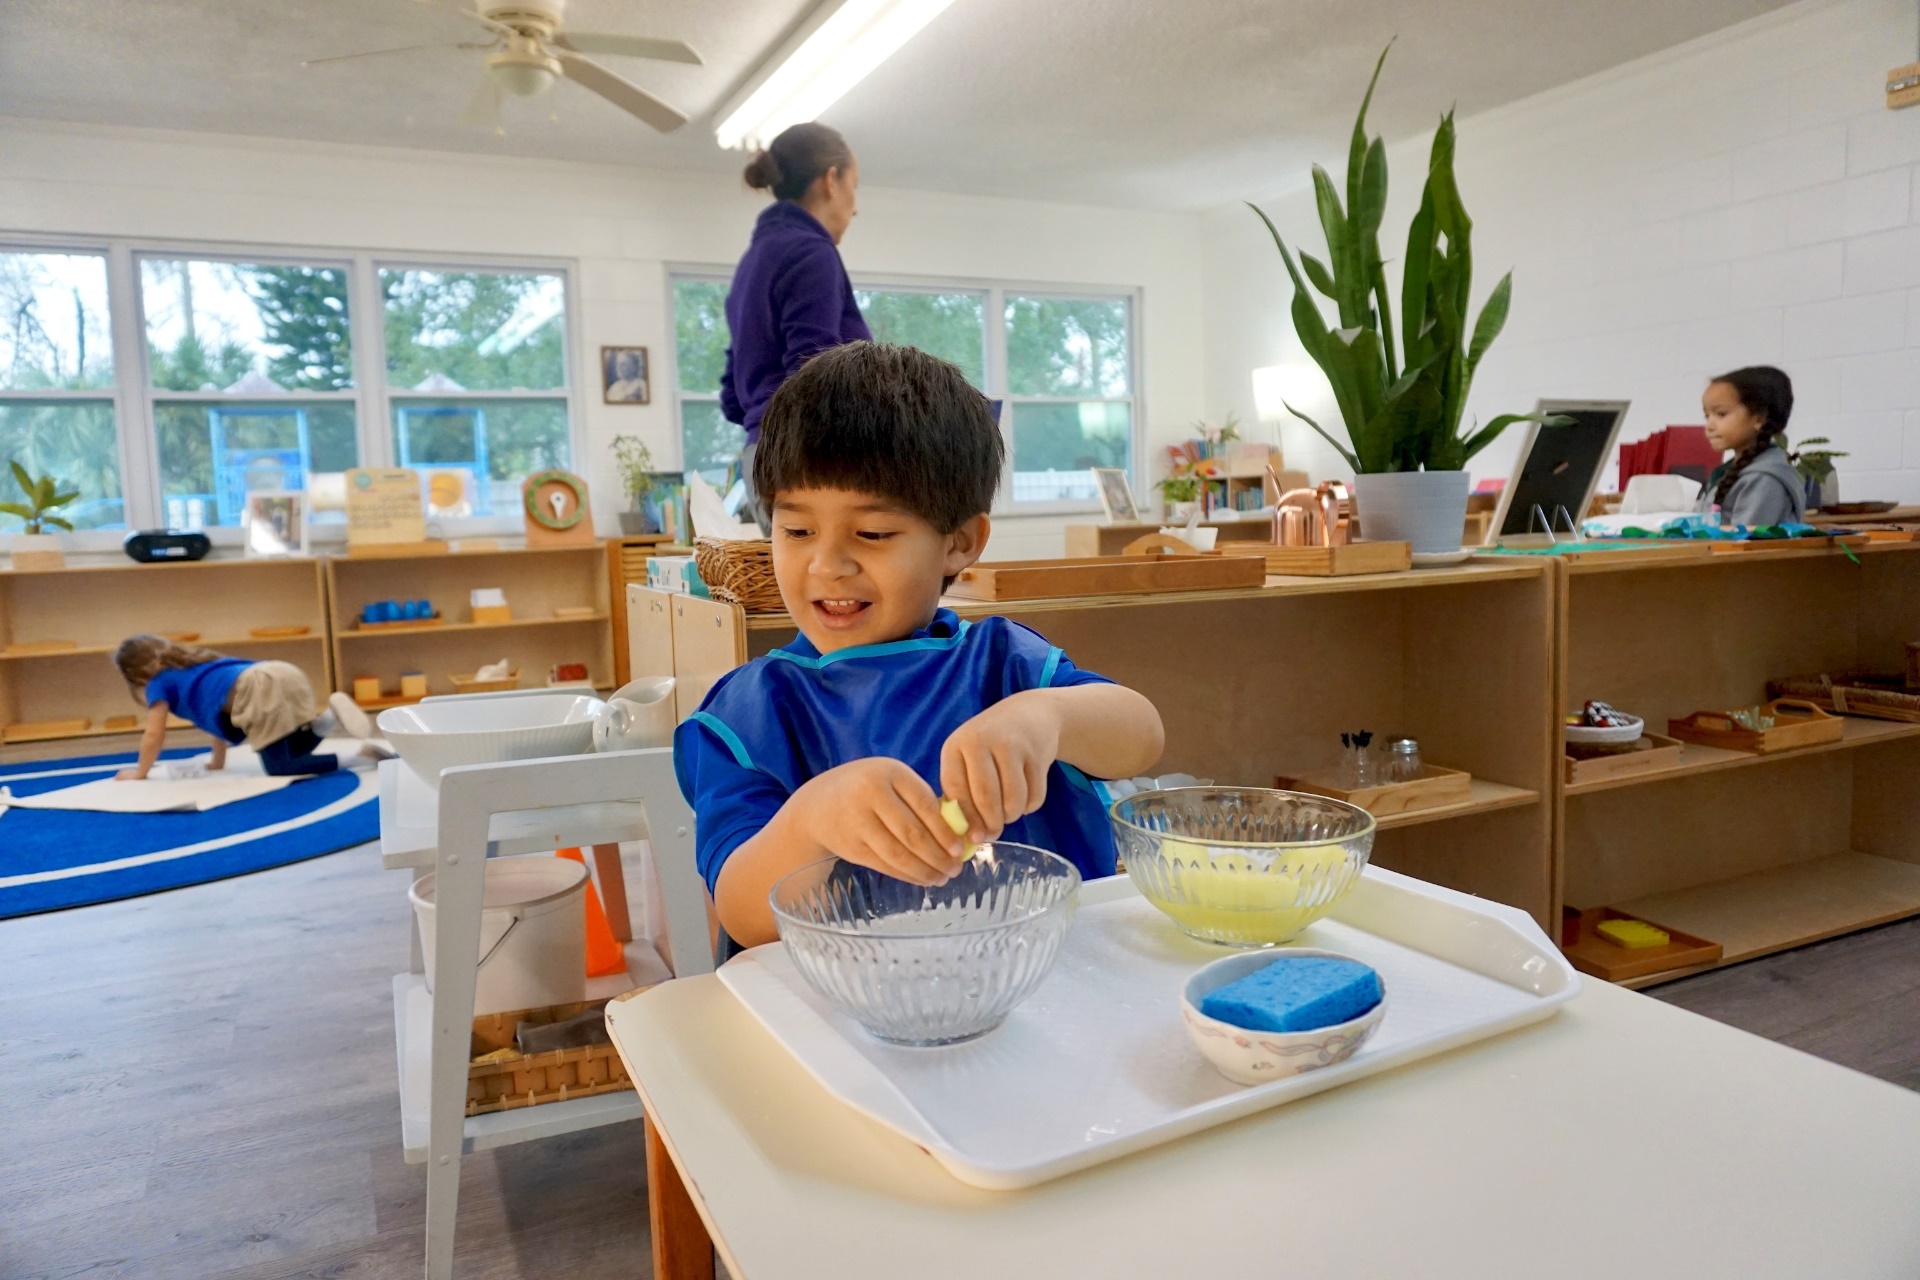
[{"xmin": 719, "ymin": 866, "xmax": 1581, "ymax": 1189}]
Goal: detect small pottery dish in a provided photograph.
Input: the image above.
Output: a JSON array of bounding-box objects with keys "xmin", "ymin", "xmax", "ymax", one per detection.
[
  {"xmin": 1563, "ymin": 712, "xmax": 1643, "ymax": 746},
  {"xmin": 1180, "ymin": 948, "xmax": 1387, "ymax": 1086}
]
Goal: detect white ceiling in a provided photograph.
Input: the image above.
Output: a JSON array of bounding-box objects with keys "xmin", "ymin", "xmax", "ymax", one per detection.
[{"xmin": 0, "ymin": 0, "xmax": 1797, "ymax": 211}]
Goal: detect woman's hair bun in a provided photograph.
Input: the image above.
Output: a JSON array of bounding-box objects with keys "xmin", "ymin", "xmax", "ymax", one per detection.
[{"xmin": 742, "ymin": 149, "xmax": 782, "ymax": 191}]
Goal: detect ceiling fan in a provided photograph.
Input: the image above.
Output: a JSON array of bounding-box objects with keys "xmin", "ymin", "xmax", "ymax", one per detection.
[{"xmin": 303, "ymin": 0, "xmax": 702, "ymax": 133}]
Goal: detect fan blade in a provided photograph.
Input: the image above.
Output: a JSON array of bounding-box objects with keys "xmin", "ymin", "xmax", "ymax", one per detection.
[
  {"xmin": 556, "ymin": 53, "xmax": 688, "ymax": 132},
  {"xmin": 302, "ymin": 41, "xmax": 480, "ymax": 67},
  {"xmin": 459, "ymin": 71, "xmax": 505, "ymax": 133},
  {"xmin": 551, "ymin": 33, "xmax": 702, "ymax": 65}
]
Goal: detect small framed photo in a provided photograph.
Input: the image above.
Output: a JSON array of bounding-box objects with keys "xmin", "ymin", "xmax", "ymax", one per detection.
[
  {"xmin": 601, "ymin": 346, "xmax": 651, "ymax": 405},
  {"xmin": 243, "ymin": 489, "xmax": 307, "ymax": 557},
  {"xmin": 1091, "ymin": 467, "xmax": 1139, "ymax": 524}
]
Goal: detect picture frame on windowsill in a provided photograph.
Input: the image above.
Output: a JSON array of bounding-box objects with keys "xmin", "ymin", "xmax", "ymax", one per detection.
[
  {"xmin": 1091, "ymin": 467, "xmax": 1139, "ymax": 524},
  {"xmin": 242, "ymin": 489, "xmax": 308, "ymax": 558}
]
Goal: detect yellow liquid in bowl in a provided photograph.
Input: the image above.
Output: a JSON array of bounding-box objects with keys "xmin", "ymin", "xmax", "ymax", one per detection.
[{"xmin": 1139, "ymin": 840, "xmax": 1354, "ymax": 945}]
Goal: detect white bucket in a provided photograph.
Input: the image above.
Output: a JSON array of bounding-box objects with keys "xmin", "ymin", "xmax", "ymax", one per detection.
[{"xmin": 410, "ymin": 856, "xmax": 589, "ymax": 1015}]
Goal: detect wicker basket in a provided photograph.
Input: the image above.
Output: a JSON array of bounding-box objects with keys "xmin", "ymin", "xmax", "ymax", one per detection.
[
  {"xmin": 466, "ymin": 997, "xmax": 636, "ymax": 1116},
  {"xmin": 1768, "ymin": 673, "xmax": 1920, "ymax": 724},
  {"xmin": 693, "ymin": 537, "xmax": 784, "ymax": 611}
]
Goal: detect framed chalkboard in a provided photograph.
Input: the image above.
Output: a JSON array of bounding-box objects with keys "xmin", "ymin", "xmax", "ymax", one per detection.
[{"xmin": 1490, "ymin": 400, "xmax": 1630, "ymax": 541}]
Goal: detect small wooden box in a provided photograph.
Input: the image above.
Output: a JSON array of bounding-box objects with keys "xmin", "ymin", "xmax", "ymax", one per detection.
[
  {"xmin": 449, "ymin": 669, "xmax": 519, "ymax": 695},
  {"xmin": 352, "ymin": 675, "xmax": 382, "ymax": 704},
  {"xmin": 1274, "ymin": 763, "xmax": 1474, "ymax": 817},
  {"xmin": 471, "ymin": 604, "xmax": 513, "ymax": 625},
  {"xmin": 1561, "ymin": 907, "xmax": 1721, "ymax": 983},
  {"xmin": 1230, "ymin": 541, "xmax": 1412, "ymax": 577},
  {"xmin": 1669, "ymin": 699, "xmax": 1845, "ymax": 754},
  {"xmin": 4, "ymin": 717, "xmax": 92, "ymax": 743},
  {"xmin": 399, "ymin": 672, "xmax": 429, "ymax": 699},
  {"xmin": 1563, "ymin": 733, "xmax": 1685, "ymax": 786}
]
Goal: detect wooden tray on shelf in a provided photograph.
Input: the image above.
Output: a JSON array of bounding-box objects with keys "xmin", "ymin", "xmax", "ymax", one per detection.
[
  {"xmin": 1561, "ymin": 907, "xmax": 1722, "ymax": 982},
  {"xmin": 1667, "ymin": 698, "xmax": 1845, "ymax": 754},
  {"xmin": 945, "ymin": 554, "xmax": 1264, "ymax": 602},
  {"xmin": 248, "ymin": 624, "xmax": 311, "ymax": 638},
  {"xmin": 3, "ymin": 717, "xmax": 91, "ymax": 742},
  {"xmin": 1274, "ymin": 763, "xmax": 1473, "ymax": 817},
  {"xmin": 1563, "ymin": 732, "xmax": 1686, "ymax": 786},
  {"xmin": 354, "ymin": 615, "xmax": 444, "ymax": 632},
  {"xmin": 1768, "ymin": 674, "xmax": 1920, "ymax": 724},
  {"xmin": 3, "ymin": 640, "xmax": 78, "ymax": 656},
  {"xmin": 449, "ymin": 669, "xmax": 519, "ymax": 695},
  {"xmin": 1227, "ymin": 541, "xmax": 1412, "ymax": 577},
  {"xmin": 1708, "ymin": 533, "xmax": 1870, "ymax": 555}
]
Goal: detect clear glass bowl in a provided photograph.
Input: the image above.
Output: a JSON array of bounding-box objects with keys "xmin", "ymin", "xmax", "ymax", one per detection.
[
  {"xmin": 769, "ymin": 843, "xmax": 1081, "ymax": 1046},
  {"xmin": 1110, "ymin": 787, "xmax": 1375, "ymax": 947}
]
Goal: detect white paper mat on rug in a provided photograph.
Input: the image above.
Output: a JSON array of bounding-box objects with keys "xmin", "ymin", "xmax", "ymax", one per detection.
[{"xmin": 0, "ymin": 742, "xmax": 365, "ymax": 814}]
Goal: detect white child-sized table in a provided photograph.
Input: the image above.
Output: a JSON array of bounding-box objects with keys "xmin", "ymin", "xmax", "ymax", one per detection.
[
  {"xmin": 377, "ymin": 747, "xmax": 715, "ymax": 1280},
  {"xmin": 610, "ymin": 884, "xmax": 1920, "ymax": 1280}
]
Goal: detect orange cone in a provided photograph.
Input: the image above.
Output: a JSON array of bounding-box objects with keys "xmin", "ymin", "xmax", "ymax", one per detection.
[{"xmin": 557, "ymin": 847, "xmax": 627, "ymax": 978}]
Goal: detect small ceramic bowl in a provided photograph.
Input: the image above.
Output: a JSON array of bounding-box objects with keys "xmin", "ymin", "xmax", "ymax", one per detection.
[
  {"xmin": 1563, "ymin": 712, "xmax": 1644, "ymax": 746},
  {"xmin": 1180, "ymin": 948, "xmax": 1387, "ymax": 1086}
]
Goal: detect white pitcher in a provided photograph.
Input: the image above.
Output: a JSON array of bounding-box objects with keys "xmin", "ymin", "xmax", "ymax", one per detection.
[{"xmin": 593, "ymin": 676, "xmax": 676, "ymax": 752}]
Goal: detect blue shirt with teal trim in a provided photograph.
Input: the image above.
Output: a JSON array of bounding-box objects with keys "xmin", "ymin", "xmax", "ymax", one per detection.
[{"xmin": 673, "ymin": 608, "xmax": 1118, "ymax": 894}]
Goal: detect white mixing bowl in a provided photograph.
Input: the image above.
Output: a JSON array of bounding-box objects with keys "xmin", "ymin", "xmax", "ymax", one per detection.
[{"xmin": 377, "ymin": 693, "xmax": 606, "ymax": 787}]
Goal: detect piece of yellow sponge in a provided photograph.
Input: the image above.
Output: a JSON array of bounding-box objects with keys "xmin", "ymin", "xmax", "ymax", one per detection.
[
  {"xmin": 939, "ymin": 797, "xmax": 968, "ymax": 837},
  {"xmin": 1597, "ymin": 918, "xmax": 1670, "ymax": 949}
]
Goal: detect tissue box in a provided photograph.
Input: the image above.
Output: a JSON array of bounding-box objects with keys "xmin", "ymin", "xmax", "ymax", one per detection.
[{"xmin": 646, "ymin": 554, "xmax": 709, "ymax": 598}]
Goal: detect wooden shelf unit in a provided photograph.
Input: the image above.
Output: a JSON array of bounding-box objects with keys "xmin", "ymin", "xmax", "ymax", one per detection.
[
  {"xmin": 326, "ymin": 545, "xmax": 613, "ymax": 702},
  {"xmin": 0, "ymin": 557, "xmax": 329, "ymax": 746},
  {"xmin": 1557, "ymin": 543, "xmax": 1920, "ymax": 984},
  {"xmin": 635, "ymin": 558, "xmax": 1561, "ymax": 930},
  {"xmin": 608, "ymin": 534, "xmax": 675, "ymax": 686}
]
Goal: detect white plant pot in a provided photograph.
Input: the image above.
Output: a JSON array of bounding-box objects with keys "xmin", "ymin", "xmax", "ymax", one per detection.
[
  {"xmin": 9, "ymin": 532, "xmax": 65, "ymax": 571},
  {"xmin": 1351, "ymin": 470, "xmax": 1472, "ymax": 556},
  {"xmin": 1165, "ymin": 500, "xmax": 1199, "ymax": 523}
]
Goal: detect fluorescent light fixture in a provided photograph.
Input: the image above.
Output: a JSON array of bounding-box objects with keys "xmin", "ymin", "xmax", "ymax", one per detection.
[{"xmin": 715, "ymin": 0, "xmax": 959, "ymax": 151}]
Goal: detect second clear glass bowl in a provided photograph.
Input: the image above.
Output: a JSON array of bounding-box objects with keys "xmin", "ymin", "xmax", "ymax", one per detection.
[
  {"xmin": 1110, "ymin": 787, "xmax": 1375, "ymax": 947},
  {"xmin": 769, "ymin": 842, "xmax": 1081, "ymax": 1046}
]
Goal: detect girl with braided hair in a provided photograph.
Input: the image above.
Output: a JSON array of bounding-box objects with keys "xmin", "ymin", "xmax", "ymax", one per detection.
[{"xmin": 1696, "ymin": 365, "xmax": 1805, "ymax": 527}]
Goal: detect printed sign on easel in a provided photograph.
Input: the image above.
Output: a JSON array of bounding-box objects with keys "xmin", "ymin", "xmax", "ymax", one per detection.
[{"xmin": 346, "ymin": 468, "xmax": 427, "ymax": 549}]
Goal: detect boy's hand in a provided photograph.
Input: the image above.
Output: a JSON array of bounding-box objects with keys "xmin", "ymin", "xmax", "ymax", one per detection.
[
  {"xmin": 793, "ymin": 758, "xmax": 966, "ymax": 885},
  {"xmin": 940, "ymin": 692, "xmax": 1060, "ymax": 843}
]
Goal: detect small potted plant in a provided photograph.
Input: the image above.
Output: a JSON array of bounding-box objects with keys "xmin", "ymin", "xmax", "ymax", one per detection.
[
  {"xmin": 1249, "ymin": 45, "xmax": 1564, "ymax": 553},
  {"xmin": 1158, "ymin": 472, "xmax": 1203, "ymax": 522},
  {"xmin": 2, "ymin": 461, "xmax": 78, "ymax": 570},
  {"xmin": 1789, "ymin": 436, "xmax": 1847, "ymax": 511},
  {"xmin": 610, "ymin": 435, "xmax": 658, "ymax": 535}
]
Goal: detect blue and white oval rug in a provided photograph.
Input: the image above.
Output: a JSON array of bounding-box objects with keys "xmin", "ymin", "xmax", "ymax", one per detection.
[{"xmin": 0, "ymin": 749, "xmax": 377, "ymax": 920}]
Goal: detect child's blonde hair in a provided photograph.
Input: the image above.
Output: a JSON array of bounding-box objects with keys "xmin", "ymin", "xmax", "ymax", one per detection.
[{"xmin": 114, "ymin": 634, "xmax": 227, "ymax": 703}]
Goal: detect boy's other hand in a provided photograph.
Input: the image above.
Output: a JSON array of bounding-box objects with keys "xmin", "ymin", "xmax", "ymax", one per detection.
[
  {"xmin": 940, "ymin": 692, "xmax": 1059, "ymax": 843},
  {"xmin": 795, "ymin": 757, "xmax": 966, "ymax": 885}
]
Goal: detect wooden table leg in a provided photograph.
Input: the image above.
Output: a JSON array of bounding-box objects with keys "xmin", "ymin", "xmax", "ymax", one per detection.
[
  {"xmin": 646, "ymin": 1107, "xmax": 715, "ymax": 1280},
  {"xmin": 591, "ymin": 842, "xmax": 633, "ymax": 943}
]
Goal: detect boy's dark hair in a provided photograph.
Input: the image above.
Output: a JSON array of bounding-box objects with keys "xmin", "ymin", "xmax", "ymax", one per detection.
[{"xmin": 753, "ymin": 342, "xmax": 1005, "ymax": 531}]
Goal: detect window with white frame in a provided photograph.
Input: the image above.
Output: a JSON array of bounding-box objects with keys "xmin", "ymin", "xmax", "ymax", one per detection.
[
  {"xmin": 668, "ymin": 274, "xmax": 1135, "ymax": 508},
  {"xmin": 139, "ymin": 255, "xmax": 360, "ymax": 528},
  {"xmin": 381, "ymin": 267, "xmax": 571, "ymax": 518},
  {"xmin": 0, "ymin": 239, "xmax": 579, "ymax": 541},
  {"xmin": 0, "ymin": 249, "xmax": 123, "ymax": 529}
]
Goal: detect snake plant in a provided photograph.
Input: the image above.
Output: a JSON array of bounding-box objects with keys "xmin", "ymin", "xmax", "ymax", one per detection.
[
  {"xmin": 1249, "ymin": 45, "xmax": 1562, "ymax": 474},
  {"xmin": 1, "ymin": 461, "xmax": 79, "ymax": 534}
]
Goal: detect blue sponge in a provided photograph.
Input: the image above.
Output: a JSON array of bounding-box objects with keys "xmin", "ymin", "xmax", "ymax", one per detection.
[{"xmin": 1198, "ymin": 956, "xmax": 1382, "ymax": 1033}]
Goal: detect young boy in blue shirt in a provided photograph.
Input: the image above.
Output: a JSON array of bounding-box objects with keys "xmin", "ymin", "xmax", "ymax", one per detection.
[{"xmin": 675, "ymin": 342, "xmax": 1166, "ymax": 948}]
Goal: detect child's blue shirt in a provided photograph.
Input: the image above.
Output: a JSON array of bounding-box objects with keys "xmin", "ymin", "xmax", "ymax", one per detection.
[
  {"xmin": 145, "ymin": 658, "xmax": 254, "ymax": 742},
  {"xmin": 674, "ymin": 609, "xmax": 1118, "ymax": 894}
]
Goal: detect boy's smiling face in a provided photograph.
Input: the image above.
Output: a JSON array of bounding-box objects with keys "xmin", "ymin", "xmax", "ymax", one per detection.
[{"xmin": 771, "ymin": 487, "xmax": 988, "ymax": 653}]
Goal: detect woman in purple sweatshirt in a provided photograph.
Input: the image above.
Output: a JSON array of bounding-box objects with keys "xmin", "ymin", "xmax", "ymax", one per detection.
[{"xmin": 722, "ymin": 122, "xmax": 872, "ymax": 528}]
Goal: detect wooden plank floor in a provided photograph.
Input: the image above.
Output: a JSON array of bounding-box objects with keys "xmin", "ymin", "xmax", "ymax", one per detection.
[{"xmin": 2, "ymin": 835, "xmax": 1916, "ymax": 1278}]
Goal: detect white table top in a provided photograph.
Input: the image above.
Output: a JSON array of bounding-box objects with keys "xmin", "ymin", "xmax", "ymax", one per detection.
[
  {"xmin": 610, "ymin": 967, "xmax": 1920, "ymax": 1280},
  {"xmin": 376, "ymin": 758, "xmax": 654, "ymax": 869}
]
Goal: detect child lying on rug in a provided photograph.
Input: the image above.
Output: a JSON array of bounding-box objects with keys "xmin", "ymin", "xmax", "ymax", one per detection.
[{"xmin": 112, "ymin": 635, "xmax": 393, "ymax": 779}]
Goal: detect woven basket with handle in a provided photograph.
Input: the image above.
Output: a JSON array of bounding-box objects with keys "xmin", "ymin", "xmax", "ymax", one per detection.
[{"xmin": 693, "ymin": 537, "xmax": 784, "ymax": 611}]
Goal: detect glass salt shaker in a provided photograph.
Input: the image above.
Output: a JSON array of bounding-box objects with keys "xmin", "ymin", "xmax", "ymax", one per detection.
[{"xmin": 1386, "ymin": 737, "xmax": 1422, "ymax": 782}]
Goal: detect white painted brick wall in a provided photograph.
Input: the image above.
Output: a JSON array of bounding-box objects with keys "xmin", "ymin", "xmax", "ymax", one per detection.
[{"xmin": 1204, "ymin": 0, "xmax": 1920, "ymax": 503}]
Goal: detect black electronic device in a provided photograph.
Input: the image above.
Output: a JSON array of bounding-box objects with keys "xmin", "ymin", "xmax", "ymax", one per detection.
[{"xmin": 123, "ymin": 529, "xmax": 212, "ymax": 563}]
